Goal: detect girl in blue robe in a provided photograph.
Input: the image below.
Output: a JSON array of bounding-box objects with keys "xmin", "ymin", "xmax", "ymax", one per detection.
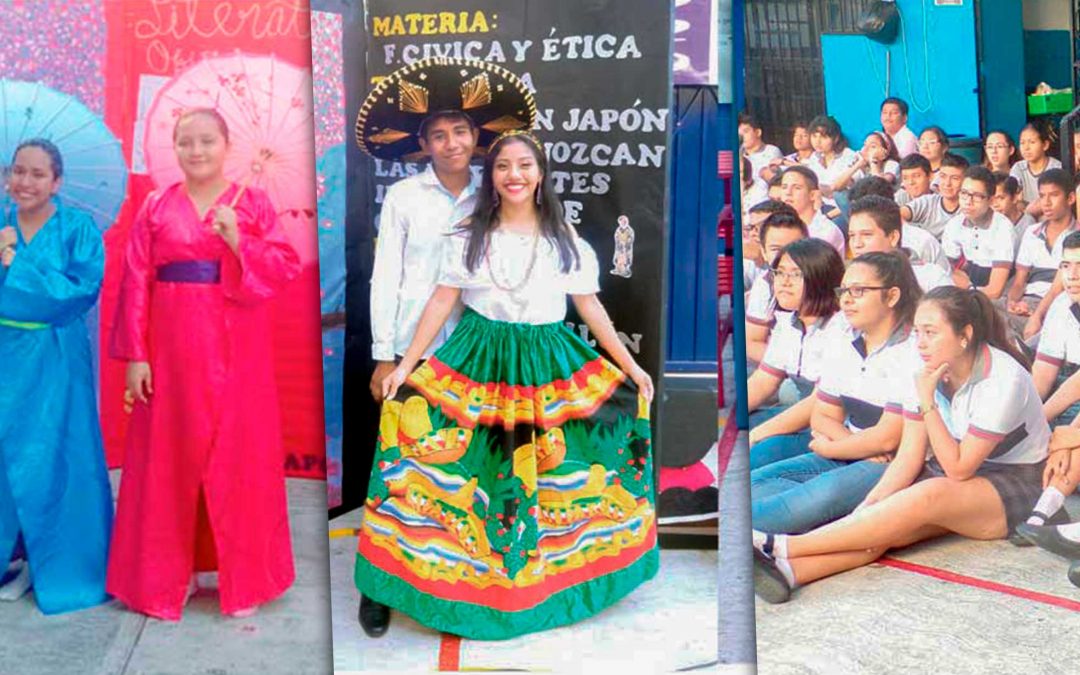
[{"xmin": 0, "ymin": 138, "xmax": 112, "ymax": 614}]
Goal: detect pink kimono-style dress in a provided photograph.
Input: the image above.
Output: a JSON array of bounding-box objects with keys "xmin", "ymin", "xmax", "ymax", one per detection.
[{"xmin": 107, "ymin": 183, "xmax": 301, "ymax": 620}]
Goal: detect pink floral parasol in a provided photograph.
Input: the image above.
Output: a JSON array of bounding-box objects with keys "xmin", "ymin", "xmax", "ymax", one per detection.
[{"xmin": 143, "ymin": 52, "xmax": 317, "ymax": 264}]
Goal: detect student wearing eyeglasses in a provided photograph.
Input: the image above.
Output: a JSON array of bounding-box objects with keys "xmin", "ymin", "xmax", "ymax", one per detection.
[
  {"xmin": 745, "ymin": 211, "xmax": 809, "ymax": 364},
  {"xmin": 751, "ymin": 251, "xmax": 921, "ymax": 534},
  {"xmin": 940, "ymin": 166, "xmax": 1015, "ymax": 301},
  {"xmin": 1007, "ymin": 169, "xmax": 1078, "ymax": 338},
  {"xmin": 747, "ymin": 238, "xmax": 848, "ymax": 469}
]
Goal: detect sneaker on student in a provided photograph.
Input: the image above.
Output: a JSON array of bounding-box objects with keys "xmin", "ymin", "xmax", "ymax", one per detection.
[{"xmin": 752, "ymin": 548, "xmax": 791, "ymax": 605}]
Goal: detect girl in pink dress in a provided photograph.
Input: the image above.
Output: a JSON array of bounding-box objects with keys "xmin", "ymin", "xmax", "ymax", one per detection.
[{"xmin": 108, "ymin": 108, "xmax": 301, "ymax": 620}]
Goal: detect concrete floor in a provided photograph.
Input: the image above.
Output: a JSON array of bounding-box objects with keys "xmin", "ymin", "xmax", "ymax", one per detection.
[
  {"xmin": 729, "ymin": 432, "xmax": 1080, "ymax": 672},
  {"xmin": 1, "ymin": 475, "xmax": 333, "ymax": 675},
  {"xmin": 330, "ymin": 508, "xmax": 718, "ymax": 673}
]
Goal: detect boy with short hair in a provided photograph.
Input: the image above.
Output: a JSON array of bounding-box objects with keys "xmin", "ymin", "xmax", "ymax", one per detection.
[
  {"xmin": 900, "ymin": 153, "xmax": 969, "ymax": 239},
  {"xmin": 894, "ymin": 153, "xmax": 933, "ymax": 207},
  {"xmin": 941, "ymin": 165, "xmax": 1015, "ymax": 300},
  {"xmin": 779, "ymin": 166, "xmax": 845, "ymax": 256},
  {"xmin": 880, "ymin": 97, "xmax": 919, "ymax": 158},
  {"xmin": 847, "ymin": 195, "xmax": 952, "ymax": 291},
  {"xmin": 1008, "ymin": 169, "xmax": 1078, "ymax": 335},
  {"xmin": 850, "ymin": 175, "xmax": 948, "ymax": 272},
  {"xmin": 740, "ymin": 112, "xmax": 783, "ymax": 181},
  {"xmin": 991, "ymin": 172, "xmax": 1037, "ymax": 252}
]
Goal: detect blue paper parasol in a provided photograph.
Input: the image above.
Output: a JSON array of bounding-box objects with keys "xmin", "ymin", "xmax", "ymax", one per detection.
[
  {"xmin": 316, "ymin": 143, "xmax": 347, "ymax": 315},
  {"xmin": 0, "ymin": 79, "xmax": 127, "ymax": 232}
]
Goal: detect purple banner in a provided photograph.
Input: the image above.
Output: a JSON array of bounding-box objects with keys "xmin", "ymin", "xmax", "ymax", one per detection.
[{"xmin": 674, "ymin": 0, "xmax": 717, "ymax": 85}]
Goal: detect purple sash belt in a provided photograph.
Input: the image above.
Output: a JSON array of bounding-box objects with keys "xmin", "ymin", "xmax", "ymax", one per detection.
[{"xmin": 155, "ymin": 260, "xmax": 221, "ymax": 284}]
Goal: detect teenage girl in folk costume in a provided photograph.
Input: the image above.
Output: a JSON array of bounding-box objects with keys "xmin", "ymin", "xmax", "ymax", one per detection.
[
  {"xmin": 355, "ymin": 129, "xmax": 658, "ymax": 640},
  {"xmin": 0, "ymin": 139, "xmax": 112, "ymax": 614},
  {"xmin": 108, "ymin": 108, "xmax": 302, "ymax": 620}
]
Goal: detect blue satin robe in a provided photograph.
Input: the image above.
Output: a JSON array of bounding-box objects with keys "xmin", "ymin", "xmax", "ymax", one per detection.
[{"xmin": 0, "ymin": 204, "xmax": 112, "ymax": 614}]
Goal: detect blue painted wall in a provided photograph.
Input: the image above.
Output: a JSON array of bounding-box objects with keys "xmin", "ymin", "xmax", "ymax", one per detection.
[
  {"xmin": 821, "ymin": 0, "xmax": 981, "ymax": 145},
  {"xmin": 1024, "ymin": 30, "xmax": 1072, "ymax": 90},
  {"xmin": 981, "ymin": 1, "xmax": 1028, "ymax": 138},
  {"xmin": 665, "ymin": 85, "xmax": 721, "ymax": 370}
]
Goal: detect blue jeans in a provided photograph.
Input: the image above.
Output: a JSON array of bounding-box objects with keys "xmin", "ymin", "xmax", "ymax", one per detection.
[
  {"xmin": 749, "ymin": 405, "xmax": 788, "ymax": 429},
  {"xmin": 749, "ymin": 430, "xmax": 811, "ymax": 472},
  {"xmin": 750, "ymin": 453, "xmax": 888, "ymax": 534}
]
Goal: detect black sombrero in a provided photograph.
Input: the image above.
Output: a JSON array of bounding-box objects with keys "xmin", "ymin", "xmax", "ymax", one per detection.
[{"xmin": 355, "ymin": 57, "xmax": 537, "ymax": 162}]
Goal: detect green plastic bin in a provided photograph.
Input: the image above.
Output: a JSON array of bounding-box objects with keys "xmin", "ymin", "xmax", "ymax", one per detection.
[{"xmin": 1028, "ymin": 91, "xmax": 1074, "ymax": 116}]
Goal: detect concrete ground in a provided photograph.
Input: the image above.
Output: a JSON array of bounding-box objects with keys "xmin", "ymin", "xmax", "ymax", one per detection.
[
  {"xmin": 1, "ymin": 475, "xmax": 332, "ymax": 675},
  {"xmin": 736, "ymin": 448, "xmax": 1080, "ymax": 672},
  {"xmin": 330, "ymin": 508, "xmax": 718, "ymax": 673}
]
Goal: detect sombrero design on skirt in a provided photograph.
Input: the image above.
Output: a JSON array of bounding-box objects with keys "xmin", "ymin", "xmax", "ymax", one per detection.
[{"xmin": 355, "ymin": 56, "xmax": 537, "ymax": 161}]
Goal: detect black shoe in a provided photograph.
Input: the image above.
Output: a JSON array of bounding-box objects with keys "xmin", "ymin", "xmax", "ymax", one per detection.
[
  {"xmin": 1008, "ymin": 529, "xmax": 1035, "ymax": 547},
  {"xmin": 752, "ymin": 548, "xmax": 791, "ymax": 604},
  {"xmin": 359, "ymin": 596, "xmax": 391, "ymax": 638},
  {"xmin": 1015, "ymin": 523, "xmax": 1080, "ymax": 560}
]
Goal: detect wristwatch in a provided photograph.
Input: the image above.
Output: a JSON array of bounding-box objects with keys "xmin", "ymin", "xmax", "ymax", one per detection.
[{"xmin": 920, "ymin": 401, "xmax": 938, "ymax": 416}]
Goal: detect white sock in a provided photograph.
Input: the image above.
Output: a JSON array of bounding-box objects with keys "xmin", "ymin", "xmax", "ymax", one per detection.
[
  {"xmin": 775, "ymin": 557, "xmax": 797, "ymax": 588},
  {"xmin": 1027, "ymin": 487, "xmax": 1067, "ymax": 526},
  {"xmin": 1058, "ymin": 522, "xmax": 1080, "ymax": 543},
  {"xmin": 773, "ymin": 534, "xmax": 790, "ymax": 559},
  {"xmin": 751, "ymin": 529, "xmax": 767, "ymax": 552},
  {"xmin": 0, "ymin": 562, "xmax": 31, "ymax": 601}
]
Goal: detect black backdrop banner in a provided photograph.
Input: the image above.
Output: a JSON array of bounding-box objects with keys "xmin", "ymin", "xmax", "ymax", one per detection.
[{"xmin": 340, "ymin": 1, "xmax": 672, "ymax": 514}]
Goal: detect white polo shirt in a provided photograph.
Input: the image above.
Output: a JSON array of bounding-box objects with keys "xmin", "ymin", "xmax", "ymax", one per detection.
[
  {"xmin": 889, "ymin": 125, "xmax": 920, "ymax": 159},
  {"xmin": 941, "ymin": 211, "xmax": 1015, "ymax": 287},
  {"xmin": 902, "ymin": 223, "xmax": 949, "ymax": 271},
  {"xmin": 759, "ymin": 312, "xmax": 851, "ymax": 399},
  {"xmin": 906, "ymin": 194, "xmax": 961, "ymax": 239},
  {"xmin": 817, "ymin": 326, "xmax": 917, "ymax": 433},
  {"xmin": 1036, "ymin": 293, "xmax": 1080, "ymax": 375},
  {"xmin": 1015, "ymin": 219, "xmax": 1079, "ymax": 298},
  {"xmin": 746, "ymin": 273, "xmax": 777, "ymax": 328},
  {"xmin": 1010, "ymin": 157, "xmax": 1064, "ymax": 203},
  {"xmin": 745, "ymin": 144, "xmax": 783, "ymax": 180},
  {"xmin": 912, "ymin": 260, "xmax": 954, "ymax": 292},
  {"xmin": 901, "ymin": 345, "xmax": 1049, "ymax": 465},
  {"xmin": 1009, "ymin": 212, "xmax": 1038, "ymax": 255},
  {"xmin": 808, "ymin": 148, "xmax": 861, "ymax": 207},
  {"xmin": 808, "ymin": 211, "xmax": 846, "ymax": 257}
]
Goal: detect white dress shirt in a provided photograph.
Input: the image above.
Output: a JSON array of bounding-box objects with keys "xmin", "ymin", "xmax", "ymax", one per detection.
[{"xmin": 370, "ymin": 165, "xmax": 480, "ymax": 361}]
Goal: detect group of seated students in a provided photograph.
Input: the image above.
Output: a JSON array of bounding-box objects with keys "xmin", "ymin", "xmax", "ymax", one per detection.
[{"xmin": 739, "ymin": 97, "xmax": 1080, "ymax": 604}]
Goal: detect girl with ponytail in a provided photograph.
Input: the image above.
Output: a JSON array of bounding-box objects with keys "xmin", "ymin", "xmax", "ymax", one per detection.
[{"xmin": 751, "ymin": 286, "xmax": 1052, "ymax": 604}]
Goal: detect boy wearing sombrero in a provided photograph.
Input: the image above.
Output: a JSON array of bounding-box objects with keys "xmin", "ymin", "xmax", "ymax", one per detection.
[{"xmin": 357, "ymin": 56, "xmax": 537, "ymax": 637}]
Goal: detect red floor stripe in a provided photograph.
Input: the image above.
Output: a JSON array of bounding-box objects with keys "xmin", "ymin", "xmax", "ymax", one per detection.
[
  {"xmin": 716, "ymin": 408, "xmax": 740, "ymax": 481},
  {"xmin": 438, "ymin": 633, "xmax": 462, "ymax": 671},
  {"xmin": 878, "ymin": 556, "xmax": 1080, "ymax": 612}
]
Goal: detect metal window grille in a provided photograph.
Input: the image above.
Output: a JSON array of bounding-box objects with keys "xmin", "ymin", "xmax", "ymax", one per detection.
[{"xmin": 743, "ymin": 0, "xmax": 866, "ymax": 146}]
